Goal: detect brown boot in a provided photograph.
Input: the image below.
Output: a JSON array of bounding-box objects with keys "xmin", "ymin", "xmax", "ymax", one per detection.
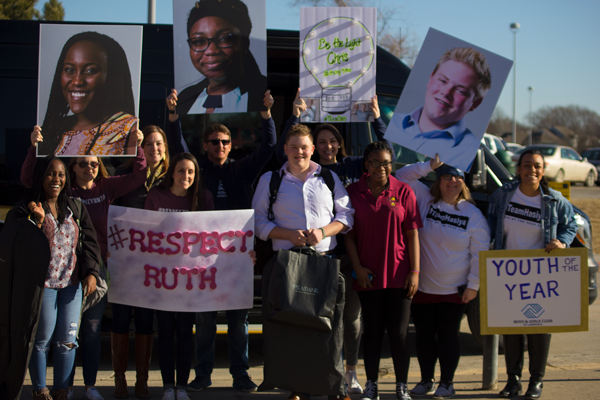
[
  {"xmin": 32, "ymin": 387, "xmax": 53, "ymax": 400},
  {"xmin": 112, "ymin": 332, "xmax": 130, "ymax": 399},
  {"xmin": 134, "ymin": 333, "xmax": 153, "ymax": 399},
  {"xmin": 50, "ymin": 389, "xmax": 69, "ymax": 400}
]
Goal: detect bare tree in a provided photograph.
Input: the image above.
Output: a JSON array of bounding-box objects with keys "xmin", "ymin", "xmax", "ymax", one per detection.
[
  {"xmin": 487, "ymin": 107, "xmax": 528, "ymax": 142},
  {"xmin": 291, "ymin": 0, "xmax": 419, "ymax": 66},
  {"xmin": 527, "ymin": 105, "xmax": 600, "ymax": 151}
]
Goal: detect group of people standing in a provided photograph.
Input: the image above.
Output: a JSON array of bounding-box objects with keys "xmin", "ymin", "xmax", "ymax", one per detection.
[{"xmin": 7, "ymin": 83, "xmax": 577, "ymax": 400}]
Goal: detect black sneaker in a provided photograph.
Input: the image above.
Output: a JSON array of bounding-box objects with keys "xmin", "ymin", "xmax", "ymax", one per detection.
[
  {"xmin": 396, "ymin": 382, "xmax": 412, "ymax": 400},
  {"xmin": 361, "ymin": 380, "xmax": 379, "ymax": 400},
  {"xmin": 233, "ymin": 375, "xmax": 258, "ymax": 392},
  {"xmin": 187, "ymin": 375, "xmax": 212, "ymax": 392}
]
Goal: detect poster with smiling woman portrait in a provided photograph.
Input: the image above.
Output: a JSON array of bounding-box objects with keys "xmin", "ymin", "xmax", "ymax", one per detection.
[
  {"xmin": 37, "ymin": 24, "xmax": 143, "ymax": 157},
  {"xmin": 173, "ymin": 0, "xmax": 267, "ymax": 115}
]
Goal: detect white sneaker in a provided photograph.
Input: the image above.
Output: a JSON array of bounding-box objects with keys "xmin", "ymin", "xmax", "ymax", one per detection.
[
  {"xmin": 345, "ymin": 370, "xmax": 363, "ymax": 394},
  {"xmin": 162, "ymin": 388, "xmax": 176, "ymax": 400},
  {"xmin": 176, "ymin": 389, "xmax": 190, "ymax": 400},
  {"xmin": 83, "ymin": 387, "xmax": 104, "ymax": 400}
]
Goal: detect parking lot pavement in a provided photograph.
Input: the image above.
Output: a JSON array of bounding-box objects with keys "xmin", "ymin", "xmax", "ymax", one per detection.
[{"xmin": 19, "ymin": 303, "xmax": 600, "ymax": 400}]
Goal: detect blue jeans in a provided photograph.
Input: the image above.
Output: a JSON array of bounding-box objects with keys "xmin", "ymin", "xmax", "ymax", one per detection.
[
  {"xmin": 194, "ymin": 309, "xmax": 249, "ymax": 379},
  {"xmin": 111, "ymin": 303, "xmax": 154, "ymax": 334},
  {"xmin": 69, "ymin": 295, "xmax": 108, "ymax": 387},
  {"xmin": 29, "ymin": 283, "xmax": 82, "ymax": 390}
]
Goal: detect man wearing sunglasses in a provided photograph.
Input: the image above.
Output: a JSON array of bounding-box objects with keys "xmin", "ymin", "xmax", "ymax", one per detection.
[
  {"xmin": 176, "ymin": 0, "xmax": 268, "ymax": 115},
  {"xmin": 167, "ymin": 87, "xmax": 276, "ymax": 393}
]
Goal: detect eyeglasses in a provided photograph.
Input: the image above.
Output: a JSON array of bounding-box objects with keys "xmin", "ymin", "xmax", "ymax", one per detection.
[
  {"xmin": 367, "ymin": 160, "xmax": 392, "ymax": 168},
  {"xmin": 77, "ymin": 161, "xmax": 99, "ymax": 169},
  {"xmin": 187, "ymin": 33, "xmax": 240, "ymax": 52},
  {"xmin": 441, "ymin": 174, "xmax": 464, "ymax": 181},
  {"xmin": 205, "ymin": 139, "xmax": 231, "ymax": 146}
]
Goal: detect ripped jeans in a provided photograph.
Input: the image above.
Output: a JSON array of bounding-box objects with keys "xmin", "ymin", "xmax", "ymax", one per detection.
[{"xmin": 29, "ymin": 283, "xmax": 82, "ymax": 391}]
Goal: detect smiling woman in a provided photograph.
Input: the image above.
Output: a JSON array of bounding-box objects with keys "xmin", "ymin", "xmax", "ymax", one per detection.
[
  {"xmin": 38, "ymin": 31, "xmax": 138, "ymax": 157},
  {"xmin": 176, "ymin": 0, "xmax": 267, "ymax": 114}
]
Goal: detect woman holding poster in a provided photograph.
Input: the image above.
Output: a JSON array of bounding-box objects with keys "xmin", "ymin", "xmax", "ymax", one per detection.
[
  {"xmin": 177, "ymin": 0, "xmax": 267, "ymax": 114},
  {"xmin": 38, "ymin": 31, "xmax": 139, "ymax": 157},
  {"xmin": 488, "ymin": 149, "xmax": 578, "ymax": 400},
  {"xmin": 395, "ymin": 155, "xmax": 490, "ymax": 399}
]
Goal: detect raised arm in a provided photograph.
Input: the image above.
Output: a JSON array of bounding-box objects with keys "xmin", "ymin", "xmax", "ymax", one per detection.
[
  {"xmin": 370, "ymin": 95, "xmax": 396, "ymax": 162},
  {"xmin": 166, "ymin": 89, "xmax": 190, "ymax": 155},
  {"xmin": 21, "ymin": 126, "xmax": 43, "ymax": 188},
  {"xmin": 105, "ymin": 146, "xmax": 148, "ymax": 200}
]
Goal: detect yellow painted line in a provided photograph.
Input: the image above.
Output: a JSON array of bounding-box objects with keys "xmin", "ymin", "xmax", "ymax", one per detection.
[{"xmin": 193, "ymin": 324, "xmax": 263, "ymax": 335}]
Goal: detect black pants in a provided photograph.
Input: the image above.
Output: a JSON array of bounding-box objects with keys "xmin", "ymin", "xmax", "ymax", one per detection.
[
  {"xmin": 411, "ymin": 301, "xmax": 468, "ymax": 383},
  {"xmin": 503, "ymin": 334, "xmax": 551, "ymax": 382},
  {"xmin": 358, "ymin": 288, "xmax": 411, "ymax": 383},
  {"xmin": 156, "ymin": 310, "xmax": 196, "ymax": 388}
]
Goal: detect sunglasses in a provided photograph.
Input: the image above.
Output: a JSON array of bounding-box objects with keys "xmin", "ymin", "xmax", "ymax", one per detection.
[
  {"xmin": 77, "ymin": 161, "xmax": 99, "ymax": 169},
  {"xmin": 441, "ymin": 174, "xmax": 464, "ymax": 181},
  {"xmin": 205, "ymin": 139, "xmax": 231, "ymax": 146}
]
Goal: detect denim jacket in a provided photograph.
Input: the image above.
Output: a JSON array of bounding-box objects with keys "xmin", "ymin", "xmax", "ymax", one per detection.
[{"xmin": 487, "ymin": 179, "xmax": 578, "ymax": 250}]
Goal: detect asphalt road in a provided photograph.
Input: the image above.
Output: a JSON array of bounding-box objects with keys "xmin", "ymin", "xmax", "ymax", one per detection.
[{"xmin": 569, "ymin": 184, "xmax": 600, "ymax": 200}]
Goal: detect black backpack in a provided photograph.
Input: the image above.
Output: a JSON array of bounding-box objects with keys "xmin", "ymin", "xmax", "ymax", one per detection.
[{"xmin": 267, "ymin": 167, "xmax": 336, "ymax": 221}]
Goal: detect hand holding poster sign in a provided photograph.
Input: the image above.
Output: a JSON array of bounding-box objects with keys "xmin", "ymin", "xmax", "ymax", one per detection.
[
  {"xmin": 300, "ymin": 8, "xmax": 376, "ymax": 123},
  {"xmin": 480, "ymin": 248, "xmax": 588, "ymax": 335},
  {"xmin": 107, "ymin": 206, "xmax": 254, "ymax": 312},
  {"xmin": 385, "ymin": 28, "xmax": 513, "ymax": 171}
]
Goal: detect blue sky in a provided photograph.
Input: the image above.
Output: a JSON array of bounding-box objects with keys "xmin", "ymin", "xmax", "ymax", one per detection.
[{"xmin": 45, "ymin": 0, "xmax": 600, "ymax": 124}]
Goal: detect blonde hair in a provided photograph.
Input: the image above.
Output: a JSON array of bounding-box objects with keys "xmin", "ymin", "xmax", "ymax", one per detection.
[
  {"xmin": 429, "ymin": 177, "xmax": 475, "ymax": 210},
  {"xmin": 433, "ymin": 47, "xmax": 492, "ymax": 99}
]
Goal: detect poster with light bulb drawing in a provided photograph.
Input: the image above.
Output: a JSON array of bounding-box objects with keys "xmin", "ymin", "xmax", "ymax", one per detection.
[{"xmin": 300, "ymin": 8, "xmax": 376, "ymax": 123}]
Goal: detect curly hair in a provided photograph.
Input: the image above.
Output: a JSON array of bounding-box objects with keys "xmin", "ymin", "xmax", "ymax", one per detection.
[
  {"xmin": 517, "ymin": 149, "xmax": 550, "ymax": 194},
  {"xmin": 362, "ymin": 141, "xmax": 393, "ymax": 173},
  {"xmin": 30, "ymin": 156, "xmax": 71, "ymax": 225},
  {"xmin": 39, "ymin": 31, "xmax": 135, "ymax": 155},
  {"xmin": 158, "ymin": 152, "xmax": 204, "ymax": 212},
  {"xmin": 312, "ymin": 124, "xmax": 348, "ymax": 163}
]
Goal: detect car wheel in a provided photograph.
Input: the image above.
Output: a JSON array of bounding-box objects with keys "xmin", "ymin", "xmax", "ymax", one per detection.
[
  {"xmin": 584, "ymin": 170, "xmax": 595, "ymax": 187},
  {"xmin": 555, "ymin": 169, "xmax": 565, "ymax": 183}
]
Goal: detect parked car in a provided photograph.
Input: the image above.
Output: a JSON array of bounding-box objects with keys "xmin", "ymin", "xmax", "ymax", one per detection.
[
  {"xmin": 512, "ymin": 145, "xmax": 597, "ymax": 186},
  {"xmin": 581, "ymin": 147, "xmax": 600, "ymax": 184},
  {"xmin": 506, "ymin": 142, "xmax": 524, "ymax": 154},
  {"xmin": 481, "ymin": 133, "xmax": 516, "ymax": 175}
]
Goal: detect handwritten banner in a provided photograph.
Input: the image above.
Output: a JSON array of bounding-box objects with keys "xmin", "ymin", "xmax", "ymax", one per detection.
[
  {"xmin": 480, "ymin": 248, "xmax": 588, "ymax": 335},
  {"xmin": 300, "ymin": 7, "xmax": 377, "ymax": 123},
  {"xmin": 107, "ymin": 206, "xmax": 254, "ymax": 312}
]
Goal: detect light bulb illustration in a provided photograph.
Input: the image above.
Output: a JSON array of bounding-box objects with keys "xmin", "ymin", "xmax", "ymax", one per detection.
[{"xmin": 301, "ymin": 16, "xmax": 376, "ymax": 115}]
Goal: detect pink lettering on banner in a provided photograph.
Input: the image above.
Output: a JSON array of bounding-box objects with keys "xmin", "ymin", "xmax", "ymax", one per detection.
[
  {"xmin": 143, "ymin": 264, "xmax": 218, "ymax": 290},
  {"xmin": 127, "ymin": 229, "xmax": 254, "ymax": 255}
]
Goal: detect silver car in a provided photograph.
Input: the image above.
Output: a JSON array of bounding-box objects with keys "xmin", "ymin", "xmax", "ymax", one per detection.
[{"xmin": 512, "ymin": 145, "xmax": 597, "ymax": 186}]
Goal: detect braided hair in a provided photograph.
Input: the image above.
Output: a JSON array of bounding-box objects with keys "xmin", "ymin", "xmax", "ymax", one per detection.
[
  {"xmin": 517, "ymin": 149, "xmax": 550, "ymax": 194},
  {"xmin": 40, "ymin": 31, "xmax": 135, "ymax": 155},
  {"xmin": 362, "ymin": 141, "xmax": 393, "ymax": 173},
  {"xmin": 30, "ymin": 156, "xmax": 71, "ymax": 226}
]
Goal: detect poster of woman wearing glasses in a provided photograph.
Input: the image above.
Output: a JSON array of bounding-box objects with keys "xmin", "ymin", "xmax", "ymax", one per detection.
[{"xmin": 173, "ymin": 0, "xmax": 267, "ymax": 115}]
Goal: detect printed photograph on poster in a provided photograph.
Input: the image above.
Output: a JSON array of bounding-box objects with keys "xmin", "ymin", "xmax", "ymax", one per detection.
[
  {"xmin": 351, "ymin": 101, "xmax": 374, "ymax": 122},
  {"xmin": 107, "ymin": 206, "xmax": 255, "ymax": 312},
  {"xmin": 385, "ymin": 28, "xmax": 513, "ymax": 171},
  {"xmin": 300, "ymin": 98, "xmax": 320, "ymax": 123},
  {"xmin": 300, "ymin": 7, "xmax": 377, "ymax": 123},
  {"xmin": 479, "ymin": 248, "xmax": 589, "ymax": 335},
  {"xmin": 37, "ymin": 24, "xmax": 143, "ymax": 157},
  {"xmin": 173, "ymin": 0, "xmax": 267, "ymax": 115}
]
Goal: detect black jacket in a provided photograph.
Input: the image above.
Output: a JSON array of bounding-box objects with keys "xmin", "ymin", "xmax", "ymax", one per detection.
[
  {"xmin": 6, "ymin": 197, "xmax": 101, "ymax": 281},
  {"xmin": 199, "ymin": 116, "xmax": 276, "ymax": 210},
  {"xmin": 177, "ymin": 73, "xmax": 268, "ymax": 114}
]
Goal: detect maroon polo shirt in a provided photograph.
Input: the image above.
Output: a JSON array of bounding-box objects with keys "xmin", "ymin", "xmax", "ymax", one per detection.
[{"xmin": 346, "ymin": 174, "xmax": 422, "ymax": 291}]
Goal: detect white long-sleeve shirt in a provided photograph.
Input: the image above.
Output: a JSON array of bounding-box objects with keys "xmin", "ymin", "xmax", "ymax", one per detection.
[
  {"xmin": 253, "ymin": 161, "xmax": 354, "ymax": 252},
  {"xmin": 395, "ymin": 161, "xmax": 490, "ymax": 293}
]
